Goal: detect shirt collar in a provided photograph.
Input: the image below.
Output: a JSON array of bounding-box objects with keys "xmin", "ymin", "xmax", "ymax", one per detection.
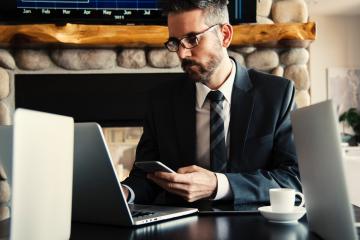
[{"xmin": 196, "ymin": 59, "xmax": 236, "ymax": 108}]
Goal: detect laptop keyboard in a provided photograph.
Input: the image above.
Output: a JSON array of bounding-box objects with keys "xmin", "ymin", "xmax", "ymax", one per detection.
[{"xmin": 131, "ymin": 210, "xmax": 155, "ymax": 218}]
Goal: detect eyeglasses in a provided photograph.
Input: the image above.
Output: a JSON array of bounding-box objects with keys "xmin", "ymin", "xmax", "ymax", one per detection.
[{"xmin": 164, "ymin": 24, "xmax": 220, "ymax": 52}]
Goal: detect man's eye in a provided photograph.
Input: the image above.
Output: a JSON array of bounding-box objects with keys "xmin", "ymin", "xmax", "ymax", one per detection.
[
  {"xmin": 167, "ymin": 39, "xmax": 179, "ymax": 47},
  {"xmin": 186, "ymin": 36, "xmax": 198, "ymax": 46},
  {"xmin": 169, "ymin": 40, "xmax": 178, "ymax": 46}
]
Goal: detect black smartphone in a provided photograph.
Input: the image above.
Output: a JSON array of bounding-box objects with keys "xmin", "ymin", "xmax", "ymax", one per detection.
[{"xmin": 134, "ymin": 161, "xmax": 175, "ymax": 173}]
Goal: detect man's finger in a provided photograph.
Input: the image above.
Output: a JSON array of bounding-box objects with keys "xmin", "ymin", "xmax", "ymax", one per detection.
[
  {"xmin": 148, "ymin": 174, "xmax": 190, "ymax": 191},
  {"xmin": 151, "ymin": 171, "xmax": 191, "ymax": 184},
  {"xmin": 177, "ymin": 165, "xmax": 208, "ymax": 174},
  {"xmin": 148, "ymin": 175, "xmax": 214, "ymax": 202},
  {"xmin": 148, "ymin": 175, "xmax": 189, "ymax": 197},
  {"xmin": 150, "ymin": 179, "xmax": 203, "ymax": 202}
]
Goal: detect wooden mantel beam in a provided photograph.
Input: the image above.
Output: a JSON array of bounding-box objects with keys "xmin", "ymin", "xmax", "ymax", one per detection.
[
  {"xmin": 0, "ymin": 22, "xmax": 316, "ymax": 47},
  {"xmin": 232, "ymin": 22, "xmax": 316, "ymax": 46}
]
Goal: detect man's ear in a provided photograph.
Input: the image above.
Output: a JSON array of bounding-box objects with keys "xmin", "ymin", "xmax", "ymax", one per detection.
[{"xmin": 220, "ymin": 24, "xmax": 233, "ymax": 48}]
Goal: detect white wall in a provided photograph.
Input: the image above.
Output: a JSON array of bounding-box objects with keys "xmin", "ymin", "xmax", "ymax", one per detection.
[{"xmin": 309, "ymin": 15, "xmax": 360, "ymax": 103}]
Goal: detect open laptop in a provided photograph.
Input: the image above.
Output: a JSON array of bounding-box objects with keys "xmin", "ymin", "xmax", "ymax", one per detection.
[
  {"xmin": 0, "ymin": 108, "xmax": 74, "ymax": 240},
  {"xmin": 72, "ymin": 123, "xmax": 198, "ymax": 226},
  {"xmin": 291, "ymin": 100, "xmax": 360, "ymax": 240}
]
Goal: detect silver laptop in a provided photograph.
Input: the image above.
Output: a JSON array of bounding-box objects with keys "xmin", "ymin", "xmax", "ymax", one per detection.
[
  {"xmin": 72, "ymin": 123, "xmax": 198, "ymax": 226},
  {"xmin": 0, "ymin": 109, "xmax": 74, "ymax": 240},
  {"xmin": 291, "ymin": 100, "xmax": 359, "ymax": 240}
]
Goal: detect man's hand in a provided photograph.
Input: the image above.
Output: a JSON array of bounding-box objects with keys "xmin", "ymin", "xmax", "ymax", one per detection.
[{"xmin": 147, "ymin": 165, "xmax": 218, "ymax": 202}]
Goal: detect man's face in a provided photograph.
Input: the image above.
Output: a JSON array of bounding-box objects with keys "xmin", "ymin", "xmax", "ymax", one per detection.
[{"xmin": 167, "ymin": 9, "xmax": 224, "ymax": 83}]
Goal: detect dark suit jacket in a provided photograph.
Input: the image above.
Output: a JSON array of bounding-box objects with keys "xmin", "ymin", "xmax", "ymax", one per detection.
[{"xmin": 122, "ymin": 60, "xmax": 301, "ymax": 205}]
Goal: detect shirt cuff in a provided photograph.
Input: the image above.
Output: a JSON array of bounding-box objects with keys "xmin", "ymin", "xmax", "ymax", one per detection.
[
  {"xmin": 122, "ymin": 184, "xmax": 135, "ymax": 203},
  {"xmin": 213, "ymin": 173, "xmax": 233, "ymax": 200}
]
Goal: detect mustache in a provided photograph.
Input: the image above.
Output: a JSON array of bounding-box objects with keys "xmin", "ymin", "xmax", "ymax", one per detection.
[{"xmin": 181, "ymin": 59, "xmax": 201, "ymax": 69}]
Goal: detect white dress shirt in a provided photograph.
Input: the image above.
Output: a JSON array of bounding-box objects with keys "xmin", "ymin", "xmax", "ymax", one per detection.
[{"xmin": 195, "ymin": 60, "xmax": 235, "ymax": 200}]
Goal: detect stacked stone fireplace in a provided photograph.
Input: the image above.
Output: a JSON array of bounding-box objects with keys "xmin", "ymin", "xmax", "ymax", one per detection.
[
  {"xmin": 0, "ymin": 0, "xmax": 312, "ymax": 222},
  {"xmin": 0, "ymin": 45, "xmax": 311, "ymax": 123}
]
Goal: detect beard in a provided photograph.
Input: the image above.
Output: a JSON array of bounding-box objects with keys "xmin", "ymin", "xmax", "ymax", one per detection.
[{"xmin": 180, "ymin": 45, "xmax": 223, "ymax": 84}]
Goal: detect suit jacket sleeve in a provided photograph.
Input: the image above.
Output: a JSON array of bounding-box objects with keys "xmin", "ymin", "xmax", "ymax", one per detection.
[
  {"xmin": 225, "ymin": 80, "xmax": 302, "ymax": 205},
  {"xmin": 121, "ymin": 94, "xmax": 162, "ymax": 204}
]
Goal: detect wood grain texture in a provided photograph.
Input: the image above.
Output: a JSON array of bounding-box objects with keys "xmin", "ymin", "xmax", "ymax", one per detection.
[
  {"xmin": 232, "ymin": 22, "xmax": 316, "ymax": 45},
  {"xmin": 0, "ymin": 22, "xmax": 316, "ymax": 47}
]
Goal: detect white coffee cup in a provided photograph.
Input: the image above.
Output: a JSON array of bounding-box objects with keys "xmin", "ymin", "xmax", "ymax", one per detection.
[{"xmin": 269, "ymin": 188, "xmax": 305, "ymax": 213}]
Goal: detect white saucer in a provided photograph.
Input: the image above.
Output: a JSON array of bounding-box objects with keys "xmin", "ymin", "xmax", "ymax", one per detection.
[{"xmin": 258, "ymin": 206, "xmax": 306, "ymax": 224}]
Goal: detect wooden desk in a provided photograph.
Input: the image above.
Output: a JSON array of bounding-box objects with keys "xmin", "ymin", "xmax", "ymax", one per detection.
[{"xmin": 70, "ymin": 214, "xmax": 318, "ymax": 240}]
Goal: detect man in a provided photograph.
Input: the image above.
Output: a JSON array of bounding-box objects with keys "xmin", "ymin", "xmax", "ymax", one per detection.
[{"xmin": 121, "ymin": 0, "xmax": 301, "ymax": 205}]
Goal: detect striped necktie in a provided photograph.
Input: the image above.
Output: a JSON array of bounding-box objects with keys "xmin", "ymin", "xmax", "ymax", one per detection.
[{"xmin": 207, "ymin": 90, "xmax": 227, "ymax": 172}]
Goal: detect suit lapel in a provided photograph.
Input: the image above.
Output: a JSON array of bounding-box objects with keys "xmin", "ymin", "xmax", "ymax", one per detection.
[
  {"xmin": 173, "ymin": 78, "xmax": 197, "ymax": 167},
  {"xmin": 172, "ymin": 61, "xmax": 254, "ymax": 170},
  {"xmin": 229, "ymin": 62, "xmax": 255, "ymax": 171}
]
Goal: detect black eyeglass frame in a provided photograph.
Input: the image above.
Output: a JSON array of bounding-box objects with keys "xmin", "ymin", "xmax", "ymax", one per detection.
[{"xmin": 164, "ymin": 24, "xmax": 221, "ymax": 52}]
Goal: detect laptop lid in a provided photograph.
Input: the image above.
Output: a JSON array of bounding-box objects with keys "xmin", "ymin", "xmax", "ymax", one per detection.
[
  {"xmin": 291, "ymin": 100, "xmax": 358, "ymax": 240},
  {"xmin": 72, "ymin": 123, "xmax": 198, "ymax": 226},
  {"xmin": 9, "ymin": 108, "xmax": 74, "ymax": 240},
  {"xmin": 72, "ymin": 122, "xmax": 133, "ymax": 226}
]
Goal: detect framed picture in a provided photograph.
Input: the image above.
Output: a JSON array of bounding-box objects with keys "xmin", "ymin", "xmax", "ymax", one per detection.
[{"xmin": 327, "ymin": 68, "xmax": 360, "ymax": 116}]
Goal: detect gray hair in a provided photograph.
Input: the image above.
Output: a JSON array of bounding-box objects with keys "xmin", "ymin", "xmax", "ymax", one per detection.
[{"xmin": 161, "ymin": 0, "xmax": 230, "ymax": 25}]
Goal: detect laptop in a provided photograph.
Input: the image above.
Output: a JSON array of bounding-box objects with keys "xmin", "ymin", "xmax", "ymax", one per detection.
[
  {"xmin": 72, "ymin": 123, "xmax": 198, "ymax": 226},
  {"xmin": 0, "ymin": 108, "xmax": 74, "ymax": 240},
  {"xmin": 291, "ymin": 100, "xmax": 360, "ymax": 240}
]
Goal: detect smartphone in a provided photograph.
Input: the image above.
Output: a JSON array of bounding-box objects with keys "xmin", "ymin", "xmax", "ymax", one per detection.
[{"xmin": 134, "ymin": 161, "xmax": 175, "ymax": 173}]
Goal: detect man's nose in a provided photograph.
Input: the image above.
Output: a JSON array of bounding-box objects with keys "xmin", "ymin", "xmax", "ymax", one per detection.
[{"xmin": 177, "ymin": 44, "xmax": 192, "ymax": 60}]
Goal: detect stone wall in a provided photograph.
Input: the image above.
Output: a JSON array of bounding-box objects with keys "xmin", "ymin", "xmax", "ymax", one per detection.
[
  {"xmin": 0, "ymin": 0, "xmax": 311, "ymax": 221},
  {"xmin": 0, "ymin": 45, "xmax": 311, "ymax": 123}
]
